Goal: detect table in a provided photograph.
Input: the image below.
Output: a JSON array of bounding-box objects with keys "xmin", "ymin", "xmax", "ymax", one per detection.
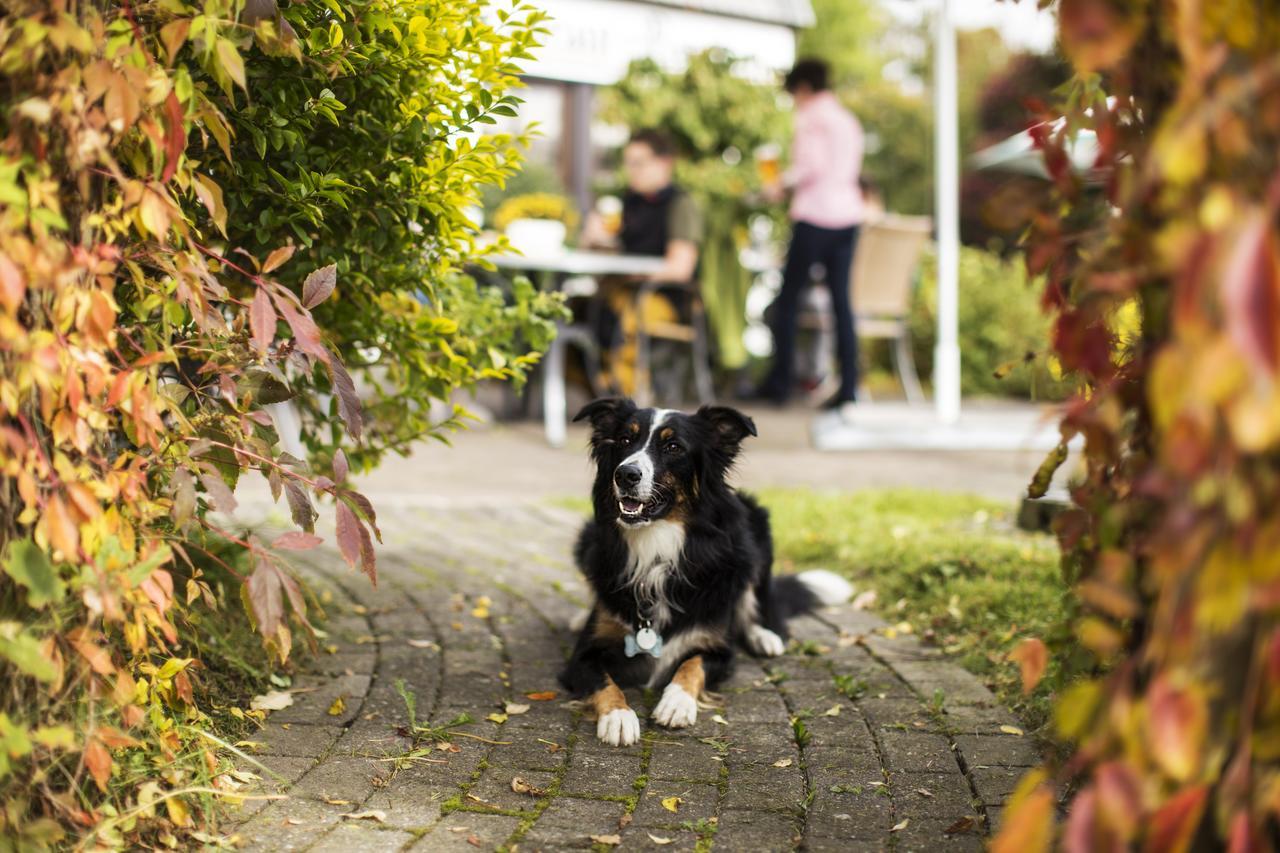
[{"xmin": 487, "ymin": 249, "xmax": 667, "ymax": 447}]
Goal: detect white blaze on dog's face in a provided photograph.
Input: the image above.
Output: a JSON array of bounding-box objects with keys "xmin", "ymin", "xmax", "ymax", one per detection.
[{"xmin": 613, "ymin": 408, "xmax": 674, "ymax": 525}]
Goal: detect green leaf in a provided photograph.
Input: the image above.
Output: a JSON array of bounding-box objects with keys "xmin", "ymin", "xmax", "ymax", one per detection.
[
  {"xmin": 0, "ymin": 623, "xmax": 57, "ymax": 683},
  {"xmin": 3, "ymin": 539, "xmax": 64, "ymax": 609}
]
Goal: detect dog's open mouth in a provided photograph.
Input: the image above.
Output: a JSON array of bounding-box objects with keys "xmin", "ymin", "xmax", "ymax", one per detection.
[{"xmin": 617, "ymin": 495, "xmax": 667, "ymax": 523}]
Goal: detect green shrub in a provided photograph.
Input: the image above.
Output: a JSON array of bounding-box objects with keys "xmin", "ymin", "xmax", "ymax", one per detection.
[{"xmin": 896, "ymin": 246, "xmax": 1071, "ymax": 400}]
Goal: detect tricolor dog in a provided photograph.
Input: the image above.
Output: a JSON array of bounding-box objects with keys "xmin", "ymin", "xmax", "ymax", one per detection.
[{"xmin": 560, "ymin": 398, "xmax": 852, "ymax": 746}]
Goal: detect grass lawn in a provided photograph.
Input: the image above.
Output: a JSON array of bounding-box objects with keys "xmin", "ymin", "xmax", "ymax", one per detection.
[
  {"xmin": 554, "ymin": 488, "xmax": 1069, "ymax": 730},
  {"xmin": 760, "ymin": 487, "xmax": 1067, "ymax": 730}
]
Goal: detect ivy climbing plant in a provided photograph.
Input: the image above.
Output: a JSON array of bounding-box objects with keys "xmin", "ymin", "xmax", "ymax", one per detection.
[{"xmin": 0, "ymin": 0, "xmax": 553, "ymax": 845}]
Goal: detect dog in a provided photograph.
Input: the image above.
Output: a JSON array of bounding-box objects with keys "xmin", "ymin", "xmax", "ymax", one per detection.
[{"xmin": 559, "ymin": 398, "xmax": 852, "ymax": 746}]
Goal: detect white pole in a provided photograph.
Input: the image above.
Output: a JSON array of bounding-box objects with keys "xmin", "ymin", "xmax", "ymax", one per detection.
[{"xmin": 933, "ymin": 0, "xmax": 962, "ymax": 424}]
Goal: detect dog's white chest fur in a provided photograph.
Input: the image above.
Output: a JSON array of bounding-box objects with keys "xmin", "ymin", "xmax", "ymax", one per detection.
[{"xmin": 620, "ymin": 520, "xmax": 685, "ymax": 627}]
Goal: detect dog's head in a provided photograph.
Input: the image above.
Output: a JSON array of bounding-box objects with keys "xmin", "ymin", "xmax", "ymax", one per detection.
[{"xmin": 573, "ymin": 398, "xmax": 756, "ymax": 528}]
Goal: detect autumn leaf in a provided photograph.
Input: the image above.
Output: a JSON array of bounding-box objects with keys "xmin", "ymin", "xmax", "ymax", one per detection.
[
  {"xmin": 192, "ymin": 174, "xmax": 227, "ymax": 236},
  {"xmin": 262, "ymin": 245, "xmax": 296, "ymax": 274},
  {"xmin": 215, "ymin": 38, "xmax": 246, "ymax": 89},
  {"xmin": 162, "ymin": 90, "xmax": 184, "ymax": 183},
  {"xmin": 84, "ymin": 738, "xmax": 112, "ymax": 792},
  {"xmin": 1147, "ymin": 677, "xmax": 1206, "ymax": 782},
  {"xmin": 246, "ymin": 559, "xmax": 284, "ymax": 639},
  {"xmin": 1009, "ymin": 637, "xmax": 1048, "ymax": 694},
  {"xmin": 335, "ymin": 502, "xmax": 362, "ymax": 570},
  {"xmin": 328, "ymin": 696, "xmax": 346, "ymax": 716},
  {"xmin": 333, "ymin": 449, "xmax": 349, "ymax": 484},
  {"xmin": 272, "ymin": 532, "xmax": 323, "ymax": 551},
  {"xmin": 661, "ymin": 796, "xmax": 682, "ymax": 813},
  {"xmin": 992, "ymin": 784, "xmax": 1054, "ymax": 853},
  {"xmin": 283, "ymin": 480, "xmax": 317, "ymax": 532},
  {"xmin": 341, "ymin": 809, "xmax": 386, "ymax": 822},
  {"xmin": 486, "ymin": 712, "xmax": 507, "ymax": 724},
  {"xmin": 250, "ymin": 691, "xmax": 294, "ymax": 712},
  {"xmin": 525, "ymin": 691, "xmax": 557, "ymax": 701},
  {"xmin": 589, "ymin": 835, "xmax": 621, "ymax": 846},
  {"xmin": 303, "ymin": 264, "xmax": 338, "ymax": 309},
  {"xmin": 249, "ymin": 290, "xmax": 277, "ymax": 355},
  {"xmin": 326, "ymin": 352, "xmax": 364, "ymax": 440}
]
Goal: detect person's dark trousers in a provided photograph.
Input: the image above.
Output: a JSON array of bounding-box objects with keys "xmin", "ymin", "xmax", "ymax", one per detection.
[{"xmin": 761, "ymin": 221, "xmax": 861, "ymax": 403}]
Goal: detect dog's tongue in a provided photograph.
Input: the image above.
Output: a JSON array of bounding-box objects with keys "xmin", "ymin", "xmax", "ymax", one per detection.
[{"xmin": 620, "ymin": 498, "xmax": 644, "ymax": 514}]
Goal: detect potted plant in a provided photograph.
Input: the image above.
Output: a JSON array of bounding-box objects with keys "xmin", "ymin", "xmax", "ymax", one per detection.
[{"xmin": 494, "ymin": 193, "xmax": 580, "ymax": 255}]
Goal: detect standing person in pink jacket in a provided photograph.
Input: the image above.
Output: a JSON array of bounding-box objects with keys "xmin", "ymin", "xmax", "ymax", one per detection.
[{"xmin": 756, "ymin": 59, "xmax": 865, "ymax": 412}]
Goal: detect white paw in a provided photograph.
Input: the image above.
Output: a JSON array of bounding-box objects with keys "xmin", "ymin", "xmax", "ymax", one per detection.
[
  {"xmin": 748, "ymin": 625, "xmax": 786, "ymax": 657},
  {"xmin": 597, "ymin": 708, "xmax": 641, "ymax": 746},
  {"xmin": 652, "ymin": 683, "xmax": 698, "ymax": 728}
]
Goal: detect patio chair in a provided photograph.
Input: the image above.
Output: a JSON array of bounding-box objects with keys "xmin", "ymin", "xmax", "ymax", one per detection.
[
  {"xmin": 799, "ymin": 214, "xmax": 932, "ymax": 403},
  {"xmin": 631, "ymin": 279, "xmax": 715, "ymax": 408}
]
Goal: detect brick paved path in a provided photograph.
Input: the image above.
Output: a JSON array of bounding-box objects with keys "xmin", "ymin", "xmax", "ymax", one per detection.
[{"xmin": 227, "ymin": 502, "xmax": 1038, "ymax": 851}]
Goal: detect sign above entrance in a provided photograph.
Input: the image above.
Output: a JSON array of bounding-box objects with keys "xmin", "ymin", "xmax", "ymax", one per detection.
[{"xmin": 517, "ymin": 0, "xmax": 799, "ymax": 85}]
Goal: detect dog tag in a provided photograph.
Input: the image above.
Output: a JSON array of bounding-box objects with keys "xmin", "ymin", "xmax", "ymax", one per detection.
[{"xmin": 635, "ymin": 627, "xmax": 658, "ymax": 651}]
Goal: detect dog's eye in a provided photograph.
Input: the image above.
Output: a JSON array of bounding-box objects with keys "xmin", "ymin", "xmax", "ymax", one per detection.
[{"xmin": 664, "ymin": 441, "xmax": 683, "ymax": 455}]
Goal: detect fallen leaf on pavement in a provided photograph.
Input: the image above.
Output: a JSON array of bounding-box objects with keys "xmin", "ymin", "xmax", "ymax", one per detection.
[
  {"xmin": 711, "ymin": 714, "xmax": 729, "ymax": 725},
  {"xmin": 890, "ymin": 818, "xmax": 909, "ymax": 832},
  {"xmin": 467, "ymin": 835, "xmax": 482, "ymax": 847},
  {"xmin": 466, "ymin": 794, "xmax": 499, "ymax": 808},
  {"xmin": 648, "ymin": 833, "xmax": 674, "ymax": 845},
  {"xmin": 852, "ymin": 590, "xmax": 877, "ymax": 610},
  {"xmin": 250, "ymin": 691, "xmax": 293, "ymax": 711},
  {"xmin": 661, "ymin": 796, "xmax": 682, "ymax": 813},
  {"xmin": 618, "ymin": 813, "xmax": 633, "ymax": 830},
  {"xmin": 915, "ymin": 788, "xmax": 933, "ymax": 798},
  {"xmin": 327, "ymin": 696, "xmax": 346, "ymax": 716},
  {"xmin": 773, "ymin": 758, "xmax": 793, "ymax": 768},
  {"xmin": 822, "ymin": 705, "xmax": 842, "ymax": 717},
  {"xmin": 486, "ymin": 712, "xmax": 508, "ymax": 724},
  {"xmin": 525, "ymin": 691, "xmax": 558, "ymax": 701},
  {"xmin": 324, "ymin": 798, "xmax": 352, "ymax": 806},
  {"xmin": 505, "ymin": 703, "xmax": 530, "ymax": 715},
  {"xmin": 538, "ymin": 738, "xmax": 562, "ymax": 753},
  {"xmin": 407, "ymin": 639, "xmax": 438, "ymax": 649},
  {"xmin": 945, "ymin": 816, "xmax": 976, "ymax": 835},
  {"xmin": 511, "ymin": 776, "xmax": 547, "ymax": 797},
  {"xmin": 1000, "ymin": 725, "xmax": 1025, "ymax": 736},
  {"xmin": 342, "ymin": 810, "xmax": 386, "ymax": 822},
  {"xmin": 589, "ymin": 834, "xmax": 622, "ymax": 846}
]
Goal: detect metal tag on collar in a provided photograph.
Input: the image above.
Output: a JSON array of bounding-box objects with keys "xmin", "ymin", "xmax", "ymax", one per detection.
[{"xmin": 624, "ymin": 618, "xmax": 663, "ymax": 659}]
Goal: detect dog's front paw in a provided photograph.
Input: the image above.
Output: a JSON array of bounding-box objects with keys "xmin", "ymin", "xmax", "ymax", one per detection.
[
  {"xmin": 653, "ymin": 683, "xmax": 698, "ymax": 728},
  {"xmin": 597, "ymin": 708, "xmax": 641, "ymax": 746},
  {"xmin": 747, "ymin": 625, "xmax": 786, "ymax": 657}
]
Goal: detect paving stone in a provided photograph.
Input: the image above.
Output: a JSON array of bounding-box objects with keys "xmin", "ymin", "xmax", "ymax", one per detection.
[
  {"xmin": 362, "ymin": 781, "xmax": 445, "ymax": 829},
  {"xmin": 289, "ymin": 755, "xmax": 386, "ymax": 801},
  {"xmin": 970, "ymin": 764, "xmax": 1032, "ymax": 805},
  {"xmin": 632, "ymin": 782, "xmax": 718, "ymax": 828},
  {"xmin": 713, "ymin": 809, "xmax": 800, "ymax": 851},
  {"xmin": 878, "ymin": 731, "xmax": 958, "ymax": 774},
  {"xmin": 646, "ymin": 739, "xmax": 726, "ymax": 783},
  {"xmin": 559, "ymin": 751, "xmax": 644, "ymax": 796},
  {"xmin": 246, "ymin": 722, "xmax": 342, "ymax": 759},
  {"xmin": 953, "ymin": 733, "xmax": 1042, "ymax": 769},
  {"xmin": 618, "ymin": 825, "xmax": 703, "ymax": 851},
  {"xmin": 892, "ymin": 771, "xmax": 981, "ymax": 821},
  {"xmin": 233, "ymin": 796, "xmax": 347, "ymax": 852},
  {"xmin": 410, "ymin": 814, "xmax": 524, "ymax": 851},
  {"xmin": 269, "ymin": 674, "xmax": 372, "ymax": 725},
  {"xmin": 858, "ymin": 695, "xmax": 945, "ymax": 733},
  {"xmin": 893, "ymin": 817, "xmax": 987, "ymax": 851},
  {"xmin": 466, "ymin": 769, "xmax": 557, "ymax": 812},
  {"xmin": 309, "ymin": 824, "xmax": 416, "ymax": 853},
  {"xmin": 535, "ymin": 795, "xmax": 628, "ymax": 829}
]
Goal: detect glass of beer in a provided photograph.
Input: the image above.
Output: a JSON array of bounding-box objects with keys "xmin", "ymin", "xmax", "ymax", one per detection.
[
  {"xmin": 755, "ymin": 144, "xmax": 781, "ymax": 186},
  {"xmin": 597, "ymin": 195, "xmax": 623, "ymax": 237}
]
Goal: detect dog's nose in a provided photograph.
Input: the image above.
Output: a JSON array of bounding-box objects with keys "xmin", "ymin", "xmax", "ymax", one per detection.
[{"xmin": 614, "ymin": 464, "xmax": 642, "ymax": 490}]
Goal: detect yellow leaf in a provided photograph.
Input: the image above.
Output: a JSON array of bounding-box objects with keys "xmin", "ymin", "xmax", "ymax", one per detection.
[
  {"xmin": 486, "ymin": 712, "xmax": 508, "ymax": 724},
  {"xmin": 216, "ymin": 38, "xmax": 247, "ymax": 90},
  {"xmin": 1000, "ymin": 725, "xmax": 1025, "ymax": 737},
  {"xmin": 193, "ymin": 174, "xmax": 227, "ymax": 236},
  {"xmin": 327, "ymin": 696, "xmax": 346, "ymax": 716},
  {"xmin": 772, "ymin": 758, "xmax": 793, "ymax": 768},
  {"xmin": 589, "ymin": 835, "xmax": 621, "ymax": 846},
  {"xmin": 661, "ymin": 796, "xmax": 682, "ymax": 813},
  {"xmin": 822, "ymin": 705, "xmax": 842, "ymax": 717}
]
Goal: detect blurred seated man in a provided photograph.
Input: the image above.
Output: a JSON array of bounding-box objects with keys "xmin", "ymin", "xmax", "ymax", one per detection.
[{"xmin": 582, "ymin": 129, "xmax": 703, "ymax": 394}]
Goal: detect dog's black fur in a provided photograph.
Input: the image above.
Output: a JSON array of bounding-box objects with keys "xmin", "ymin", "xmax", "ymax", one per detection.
[{"xmin": 558, "ymin": 399, "xmax": 829, "ymax": 716}]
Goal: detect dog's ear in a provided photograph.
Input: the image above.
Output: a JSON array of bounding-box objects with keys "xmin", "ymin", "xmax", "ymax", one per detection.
[
  {"xmin": 697, "ymin": 405, "xmax": 757, "ymax": 451},
  {"xmin": 573, "ymin": 397, "xmax": 636, "ymax": 447}
]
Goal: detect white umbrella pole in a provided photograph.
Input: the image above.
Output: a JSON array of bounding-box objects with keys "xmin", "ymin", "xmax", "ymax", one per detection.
[{"xmin": 933, "ymin": 0, "xmax": 961, "ymax": 424}]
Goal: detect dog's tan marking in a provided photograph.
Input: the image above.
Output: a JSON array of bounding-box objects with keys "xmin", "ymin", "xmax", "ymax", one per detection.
[
  {"xmin": 660, "ymin": 427, "xmax": 674, "ymax": 440},
  {"xmin": 591, "ymin": 674, "xmax": 631, "ymax": 717},
  {"xmin": 628, "ymin": 421, "xmax": 640, "ymax": 435},
  {"xmin": 591, "ymin": 607, "xmax": 629, "ymax": 643},
  {"xmin": 672, "ymin": 655, "xmax": 705, "ymax": 699}
]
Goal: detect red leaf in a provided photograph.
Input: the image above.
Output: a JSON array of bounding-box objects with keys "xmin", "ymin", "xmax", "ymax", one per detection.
[
  {"xmin": 347, "ymin": 490, "xmax": 381, "ymax": 539},
  {"xmin": 357, "ymin": 517, "xmax": 376, "ymax": 585},
  {"xmin": 197, "ymin": 467, "xmax": 238, "ymax": 514},
  {"xmin": 1061, "ymin": 787, "xmax": 1097, "ymax": 853},
  {"xmin": 1228, "ymin": 813, "xmax": 1257, "ymax": 853},
  {"xmin": 1147, "ymin": 677, "xmax": 1205, "ymax": 782},
  {"xmin": 333, "ymin": 448, "xmax": 349, "ymax": 484},
  {"xmin": 0, "ymin": 251, "xmax": 26, "ymax": 313},
  {"xmin": 162, "ymin": 90, "xmax": 185, "ymax": 183},
  {"xmin": 1095, "ymin": 761, "xmax": 1141, "ymax": 838},
  {"xmin": 303, "ymin": 264, "xmax": 337, "ymax": 309},
  {"xmin": 327, "ymin": 351, "xmax": 364, "ymax": 441},
  {"xmin": 250, "ymin": 290, "xmax": 277, "ymax": 355},
  {"xmin": 272, "ymin": 531, "xmax": 323, "ymax": 551},
  {"xmin": 277, "ymin": 565, "xmax": 314, "ymax": 633},
  {"xmin": 274, "ymin": 296, "xmax": 330, "ymax": 364},
  {"xmin": 1009, "ymin": 638, "xmax": 1048, "ymax": 694},
  {"xmin": 1222, "ymin": 212, "xmax": 1280, "ymax": 377},
  {"xmin": 84, "ymin": 738, "xmax": 112, "ymax": 792},
  {"xmin": 283, "ymin": 480, "xmax": 316, "ymax": 532},
  {"xmin": 246, "ymin": 557, "xmax": 284, "ymax": 638},
  {"xmin": 335, "ymin": 501, "xmax": 361, "ymax": 569},
  {"xmin": 1143, "ymin": 785, "xmax": 1207, "ymax": 853}
]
